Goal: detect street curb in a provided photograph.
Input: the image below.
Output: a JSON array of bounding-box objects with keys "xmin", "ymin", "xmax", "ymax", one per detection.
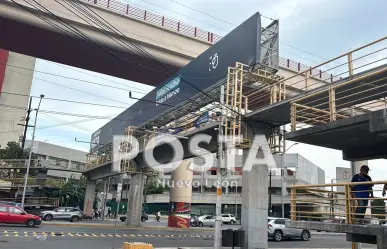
[{"xmin": 41, "ymin": 222, "xmax": 213, "ymax": 232}]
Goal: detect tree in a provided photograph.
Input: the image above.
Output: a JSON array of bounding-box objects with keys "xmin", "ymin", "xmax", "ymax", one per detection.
[
  {"xmin": 0, "ymin": 141, "xmax": 29, "ymax": 159},
  {"xmin": 145, "ymin": 181, "xmax": 168, "ymax": 195},
  {"xmin": 45, "ymin": 177, "xmax": 102, "ymax": 209},
  {"xmin": 371, "ymin": 198, "xmax": 386, "ymax": 220}
]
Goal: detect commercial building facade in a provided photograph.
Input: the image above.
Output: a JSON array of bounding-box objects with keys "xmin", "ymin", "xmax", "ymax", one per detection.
[
  {"xmin": 144, "ymin": 153, "xmax": 326, "ymax": 218},
  {"xmin": 24, "ymin": 140, "xmax": 86, "ymax": 180}
]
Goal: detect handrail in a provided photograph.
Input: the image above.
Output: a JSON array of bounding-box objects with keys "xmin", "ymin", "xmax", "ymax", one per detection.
[
  {"xmin": 80, "ymin": 0, "xmax": 335, "ymax": 80},
  {"xmin": 290, "ymin": 180, "xmax": 387, "ymax": 224}
]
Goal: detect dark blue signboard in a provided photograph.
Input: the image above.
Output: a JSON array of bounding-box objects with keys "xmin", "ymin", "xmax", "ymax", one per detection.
[{"xmin": 91, "ymin": 12, "xmax": 262, "ymax": 152}]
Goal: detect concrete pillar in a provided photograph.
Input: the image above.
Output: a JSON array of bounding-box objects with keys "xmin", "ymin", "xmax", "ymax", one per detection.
[
  {"xmin": 168, "ymin": 160, "xmax": 193, "ymax": 228},
  {"xmin": 126, "ymin": 173, "xmax": 145, "ymax": 226},
  {"xmin": 241, "ymin": 122, "xmax": 270, "ymax": 249},
  {"xmin": 83, "ymin": 180, "xmax": 96, "ymax": 218},
  {"xmin": 242, "ymin": 149, "xmax": 269, "ymax": 249},
  {"xmin": 353, "ymin": 160, "xmax": 368, "ymax": 173}
]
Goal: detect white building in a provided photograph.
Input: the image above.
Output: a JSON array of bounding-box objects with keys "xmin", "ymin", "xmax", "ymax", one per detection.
[
  {"xmin": 0, "ymin": 50, "xmax": 35, "ymax": 148},
  {"xmin": 144, "ymin": 153, "xmax": 326, "ymax": 218},
  {"xmin": 24, "ymin": 140, "xmax": 86, "ymax": 180}
]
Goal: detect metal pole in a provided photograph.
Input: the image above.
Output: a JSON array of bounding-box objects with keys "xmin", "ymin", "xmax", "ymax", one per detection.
[
  {"xmin": 281, "ymin": 154, "xmax": 285, "ymax": 217},
  {"xmin": 112, "ymin": 181, "xmax": 122, "ymax": 249},
  {"xmin": 351, "ymin": 161, "xmax": 361, "ymax": 249},
  {"xmin": 214, "ymin": 85, "xmax": 224, "ymax": 249},
  {"xmin": 101, "ymin": 179, "xmax": 107, "ymax": 220},
  {"xmin": 21, "ymin": 97, "xmax": 32, "ymax": 150},
  {"xmin": 235, "ymin": 183, "xmax": 238, "ymax": 219},
  {"xmin": 21, "ymin": 95, "xmax": 44, "ymax": 209},
  {"xmin": 331, "ymin": 179, "xmax": 334, "ymax": 217},
  {"xmin": 269, "ymin": 170, "xmax": 272, "ymax": 216}
]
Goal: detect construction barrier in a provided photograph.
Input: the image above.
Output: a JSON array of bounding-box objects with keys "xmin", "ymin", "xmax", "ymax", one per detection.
[{"xmin": 122, "ymin": 242, "xmax": 153, "ymax": 249}]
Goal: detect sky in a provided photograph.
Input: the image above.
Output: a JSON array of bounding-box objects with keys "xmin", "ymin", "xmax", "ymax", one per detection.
[{"xmin": 17, "ymin": 0, "xmax": 387, "ymax": 191}]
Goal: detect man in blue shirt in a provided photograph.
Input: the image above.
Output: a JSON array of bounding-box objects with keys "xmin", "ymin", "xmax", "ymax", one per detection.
[{"xmin": 351, "ymin": 165, "xmax": 373, "ymax": 224}]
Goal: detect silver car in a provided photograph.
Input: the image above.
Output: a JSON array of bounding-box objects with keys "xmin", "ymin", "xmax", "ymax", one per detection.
[
  {"xmin": 268, "ymin": 217, "xmax": 311, "ymax": 242},
  {"xmin": 40, "ymin": 207, "xmax": 83, "ymax": 222},
  {"xmin": 198, "ymin": 215, "xmax": 216, "ymax": 227}
]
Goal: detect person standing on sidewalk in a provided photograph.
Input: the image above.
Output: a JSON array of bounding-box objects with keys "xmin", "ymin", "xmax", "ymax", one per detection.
[{"xmin": 351, "ymin": 165, "xmax": 374, "ymax": 224}]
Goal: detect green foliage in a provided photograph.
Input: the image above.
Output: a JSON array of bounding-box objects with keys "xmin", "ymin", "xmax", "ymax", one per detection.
[
  {"xmin": 0, "ymin": 141, "xmax": 30, "ymax": 159},
  {"xmin": 45, "ymin": 178, "xmax": 86, "ymax": 207},
  {"xmin": 145, "ymin": 181, "xmax": 168, "ymax": 195},
  {"xmin": 371, "ymin": 198, "xmax": 386, "ymax": 220}
]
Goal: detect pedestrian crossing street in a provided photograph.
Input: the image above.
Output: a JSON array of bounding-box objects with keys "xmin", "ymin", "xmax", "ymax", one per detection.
[{"xmin": 0, "ymin": 231, "xmax": 213, "ymax": 239}]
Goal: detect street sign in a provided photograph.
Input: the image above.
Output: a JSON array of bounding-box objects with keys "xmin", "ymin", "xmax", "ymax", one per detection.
[{"xmin": 116, "ymin": 182, "xmax": 123, "ymax": 202}]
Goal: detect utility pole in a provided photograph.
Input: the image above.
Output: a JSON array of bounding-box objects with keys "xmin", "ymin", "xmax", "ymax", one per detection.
[
  {"xmin": 21, "ymin": 94, "xmax": 44, "ymax": 209},
  {"xmin": 17, "ymin": 97, "xmax": 32, "ymax": 150},
  {"xmin": 281, "ymin": 142, "xmax": 298, "ymax": 218},
  {"xmin": 330, "ymin": 179, "xmax": 334, "ymax": 217},
  {"xmin": 214, "ymin": 85, "xmax": 224, "ymax": 249},
  {"xmin": 269, "ymin": 170, "xmax": 272, "ymax": 216}
]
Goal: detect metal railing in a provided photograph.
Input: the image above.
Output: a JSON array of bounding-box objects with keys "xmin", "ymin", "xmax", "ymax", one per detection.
[
  {"xmin": 289, "ymin": 37, "xmax": 387, "ymax": 131},
  {"xmin": 290, "ymin": 180, "xmax": 387, "ymax": 224},
  {"xmin": 82, "ymin": 0, "xmax": 336, "ymax": 78},
  {"xmin": 0, "ymin": 159, "xmax": 86, "ymax": 171}
]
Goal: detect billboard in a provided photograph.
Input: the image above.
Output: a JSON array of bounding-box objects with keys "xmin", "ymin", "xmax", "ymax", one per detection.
[{"xmin": 92, "ymin": 13, "xmax": 262, "ymax": 152}]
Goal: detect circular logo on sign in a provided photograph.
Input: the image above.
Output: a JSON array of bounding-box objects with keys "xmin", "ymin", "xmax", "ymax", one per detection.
[{"xmin": 211, "ymin": 53, "xmax": 219, "ymax": 69}]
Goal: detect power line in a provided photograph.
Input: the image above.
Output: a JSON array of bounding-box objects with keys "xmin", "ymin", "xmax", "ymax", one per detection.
[
  {"xmin": 0, "ymin": 91, "xmax": 128, "ymax": 109},
  {"xmin": 121, "ymin": 0, "xmax": 229, "ymax": 32},
  {"xmin": 6, "ymin": 68, "xmax": 134, "ymax": 106},
  {"xmin": 166, "ymin": 0, "xmax": 236, "ymax": 26},
  {"xmin": 62, "ymin": 1, "xmax": 243, "ymax": 118},
  {"xmin": 5, "ymin": 62, "xmax": 148, "ymax": 95}
]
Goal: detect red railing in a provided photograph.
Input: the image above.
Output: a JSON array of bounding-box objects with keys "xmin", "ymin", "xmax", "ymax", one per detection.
[
  {"xmin": 83, "ymin": 0, "xmax": 340, "ymax": 83},
  {"xmin": 85, "ymin": 0, "xmax": 221, "ymax": 43}
]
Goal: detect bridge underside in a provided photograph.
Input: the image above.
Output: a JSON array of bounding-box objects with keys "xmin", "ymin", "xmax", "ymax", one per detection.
[
  {"xmin": 0, "ymin": 11, "xmax": 179, "ymax": 85},
  {"xmin": 285, "ymin": 108, "xmax": 387, "ymax": 161}
]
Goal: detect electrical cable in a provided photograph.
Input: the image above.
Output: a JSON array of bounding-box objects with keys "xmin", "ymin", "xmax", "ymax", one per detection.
[
  {"xmin": 6, "ymin": 68, "xmax": 134, "ymax": 106},
  {"xmin": 56, "ymin": 0, "xmax": 243, "ymax": 118},
  {"xmin": 11, "ymin": 0, "xmax": 268, "ymax": 139},
  {"xmin": 121, "ymin": 0, "xmax": 229, "ymax": 32},
  {"xmin": 0, "ymin": 91, "xmax": 128, "ymax": 109}
]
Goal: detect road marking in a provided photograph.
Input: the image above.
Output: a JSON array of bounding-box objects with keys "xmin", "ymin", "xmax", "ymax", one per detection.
[{"xmin": 0, "ymin": 231, "xmax": 214, "ymax": 239}]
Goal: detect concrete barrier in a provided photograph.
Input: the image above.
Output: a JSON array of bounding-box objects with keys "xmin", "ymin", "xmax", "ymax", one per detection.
[{"xmin": 122, "ymin": 242, "xmax": 153, "ymax": 249}]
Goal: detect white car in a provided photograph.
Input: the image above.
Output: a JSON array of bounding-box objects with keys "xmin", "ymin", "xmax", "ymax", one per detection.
[{"xmin": 221, "ymin": 214, "xmax": 236, "ymax": 224}]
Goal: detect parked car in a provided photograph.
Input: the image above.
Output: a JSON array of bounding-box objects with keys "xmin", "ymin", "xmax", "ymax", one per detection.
[
  {"xmin": 119, "ymin": 212, "xmax": 148, "ymax": 222},
  {"xmin": 40, "ymin": 207, "xmax": 83, "ymax": 222},
  {"xmin": 221, "ymin": 214, "xmax": 236, "ymax": 224},
  {"xmin": 0, "ymin": 204, "xmax": 41, "ymax": 227},
  {"xmin": 268, "ymin": 217, "xmax": 311, "ymax": 242}
]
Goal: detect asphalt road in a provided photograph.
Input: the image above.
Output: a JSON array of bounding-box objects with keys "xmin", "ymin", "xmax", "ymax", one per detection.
[{"xmin": 0, "ymin": 224, "xmax": 377, "ymax": 249}]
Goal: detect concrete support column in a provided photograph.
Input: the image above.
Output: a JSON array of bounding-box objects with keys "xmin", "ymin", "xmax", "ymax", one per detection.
[
  {"xmin": 83, "ymin": 180, "xmax": 96, "ymax": 218},
  {"xmin": 353, "ymin": 160, "xmax": 368, "ymax": 173},
  {"xmin": 126, "ymin": 173, "xmax": 145, "ymax": 226},
  {"xmin": 241, "ymin": 122, "xmax": 270, "ymax": 249},
  {"xmin": 168, "ymin": 160, "xmax": 193, "ymax": 228},
  {"xmin": 242, "ymin": 149, "xmax": 269, "ymax": 249}
]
